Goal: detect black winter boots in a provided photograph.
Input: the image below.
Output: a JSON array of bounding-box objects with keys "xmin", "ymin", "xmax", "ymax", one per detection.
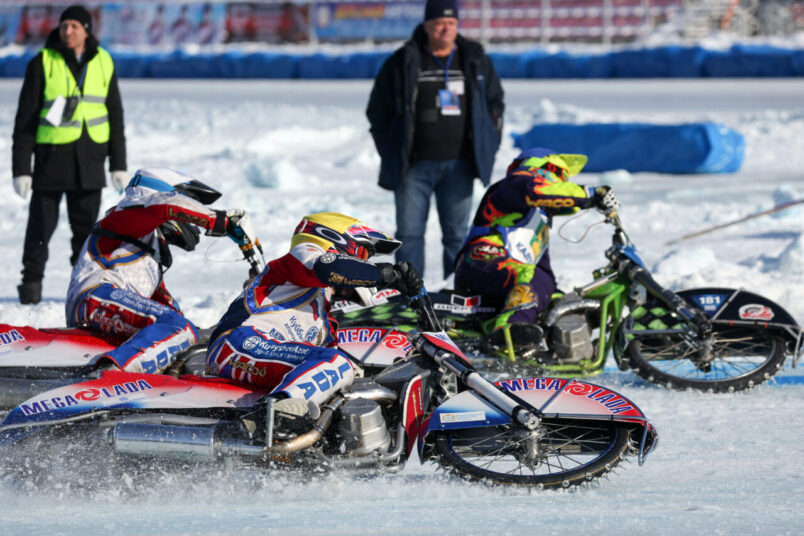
[{"xmin": 18, "ymin": 281, "xmax": 42, "ymax": 305}]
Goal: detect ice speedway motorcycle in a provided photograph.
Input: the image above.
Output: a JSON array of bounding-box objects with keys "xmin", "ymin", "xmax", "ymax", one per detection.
[
  {"xmin": 0, "ymin": 278, "xmax": 657, "ymax": 490},
  {"xmin": 334, "ymin": 211, "xmax": 803, "ymax": 393},
  {"xmin": 0, "ymin": 212, "xmax": 267, "ymax": 410}
]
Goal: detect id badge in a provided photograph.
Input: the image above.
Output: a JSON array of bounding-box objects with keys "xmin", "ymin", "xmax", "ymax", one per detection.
[
  {"xmin": 447, "ymin": 79, "xmax": 464, "ymax": 96},
  {"xmin": 44, "ymin": 95, "xmax": 66, "ymax": 126},
  {"xmin": 438, "ymin": 89, "xmax": 460, "ymax": 116}
]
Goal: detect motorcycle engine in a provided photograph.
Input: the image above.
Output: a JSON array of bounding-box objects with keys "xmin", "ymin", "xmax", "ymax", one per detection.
[
  {"xmin": 338, "ymin": 398, "xmax": 391, "ymax": 457},
  {"xmin": 550, "ymin": 314, "xmax": 594, "ymax": 363}
]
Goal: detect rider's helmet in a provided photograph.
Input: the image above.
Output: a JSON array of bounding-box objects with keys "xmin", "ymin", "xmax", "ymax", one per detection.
[
  {"xmin": 124, "ymin": 167, "xmax": 223, "ymax": 205},
  {"xmin": 122, "ymin": 167, "xmax": 221, "ymax": 252},
  {"xmin": 291, "ymin": 212, "xmax": 401, "ymax": 306},
  {"xmin": 291, "ymin": 212, "xmax": 401, "ymax": 260},
  {"xmin": 506, "ymin": 147, "xmax": 588, "ymax": 182}
]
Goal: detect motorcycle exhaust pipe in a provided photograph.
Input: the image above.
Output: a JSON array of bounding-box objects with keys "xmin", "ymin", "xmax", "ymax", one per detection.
[{"xmin": 112, "ymin": 423, "xmax": 263, "ymax": 460}]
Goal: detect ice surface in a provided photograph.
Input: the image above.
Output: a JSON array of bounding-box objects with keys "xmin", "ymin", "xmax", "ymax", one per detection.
[{"xmin": 0, "ymin": 77, "xmax": 803, "ymax": 535}]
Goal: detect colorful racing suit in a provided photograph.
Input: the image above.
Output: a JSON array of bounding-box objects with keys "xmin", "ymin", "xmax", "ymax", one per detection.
[
  {"xmin": 206, "ymin": 244, "xmax": 388, "ymax": 406},
  {"xmin": 66, "ymin": 188, "xmax": 229, "ymax": 373},
  {"xmin": 454, "ymin": 166, "xmax": 594, "ymax": 329}
]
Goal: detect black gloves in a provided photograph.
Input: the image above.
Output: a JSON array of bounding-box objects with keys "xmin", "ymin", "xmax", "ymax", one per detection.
[
  {"xmin": 591, "ymin": 185, "xmax": 620, "ymax": 215},
  {"xmin": 378, "ymin": 261, "xmax": 423, "ymax": 296}
]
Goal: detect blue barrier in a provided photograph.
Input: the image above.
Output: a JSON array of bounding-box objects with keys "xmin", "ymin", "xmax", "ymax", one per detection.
[
  {"xmin": 0, "ymin": 45, "xmax": 801, "ymax": 78},
  {"xmin": 511, "ymin": 122, "xmax": 745, "ymax": 174}
]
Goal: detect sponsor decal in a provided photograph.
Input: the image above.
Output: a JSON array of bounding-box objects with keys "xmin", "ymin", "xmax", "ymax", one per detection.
[
  {"xmin": 238, "ymin": 337, "xmax": 309, "ymax": 359},
  {"xmin": 382, "ymin": 331, "xmax": 412, "ymax": 352},
  {"xmin": 90, "ymin": 310, "xmax": 138, "ymax": 337},
  {"xmin": 526, "ymin": 197, "xmax": 575, "ymax": 209},
  {"xmin": 739, "ymin": 304, "xmax": 774, "ymax": 321},
  {"xmin": 328, "ymin": 273, "xmax": 375, "ymax": 287},
  {"xmin": 469, "ymin": 243, "xmax": 505, "ymax": 260},
  {"xmin": 337, "ymin": 327, "xmax": 385, "ymax": 344},
  {"xmin": 434, "ymin": 303, "xmax": 496, "ymax": 314},
  {"xmin": 168, "ymin": 207, "xmax": 209, "ymax": 227},
  {"xmin": 497, "ymin": 378, "xmax": 635, "ymax": 415},
  {"xmin": 371, "ymin": 288, "xmax": 399, "ymax": 302},
  {"xmin": 284, "ymin": 315, "xmax": 306, "ymax": 340},
  {"xmin": 21, "ymin": 380, "xmax": 153, "ymax": 416},
  {"xmin": 320, "ymin": 252, "xmax": 337, "ymax": 264},
  {"xmin": 451, "ymin": 295, "xmax": 482, "ymax": 308},
  {"xmin": 439, "ymin": 411, "xmax": 486, "ymax": 424},
  {"xmin": 304, "ymin": 326, "xmax": 320, "ymax": 343},
  {"xmin": 0, "ymin": 329, "xmax": 25, "ymax": 346},
  {"xmin": 294, "ymin": 361, "xmax": 353, "ymax": 399},
  {"xmin": 229, "ymin": 356, "xmax": 268, "ymax": 377},
  {"xmin": 690, "ymin": 294, "xmax": 728, "ymax": 314},
  {"xmin": 243, "ymin": 336, "xmax": 261, "ymax": 350}
]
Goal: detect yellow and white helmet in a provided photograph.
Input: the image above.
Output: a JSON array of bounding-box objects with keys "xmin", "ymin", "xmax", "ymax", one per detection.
[{"xmin": 291, "ymin": 212, "xmax": 400, "ymax": 260}]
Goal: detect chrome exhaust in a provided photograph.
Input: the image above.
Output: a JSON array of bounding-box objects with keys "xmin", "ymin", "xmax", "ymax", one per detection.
[{"xmin": 112, "ymin": 423, "xmax": 263, "ymax": 460}]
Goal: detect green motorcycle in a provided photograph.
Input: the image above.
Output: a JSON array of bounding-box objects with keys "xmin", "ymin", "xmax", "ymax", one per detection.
[{"xmin": 335, "ymin": 213, "xmax": 802, "ymax": 392}]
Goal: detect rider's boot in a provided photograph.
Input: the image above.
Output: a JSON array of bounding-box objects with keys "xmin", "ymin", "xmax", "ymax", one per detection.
[
  {"xmin": 482, "ymin": 323, "xmax": 545, "ymax": 356},
  {"xmin": 239, "ymin": 396, "xmax": 321, "ymax": 439}
]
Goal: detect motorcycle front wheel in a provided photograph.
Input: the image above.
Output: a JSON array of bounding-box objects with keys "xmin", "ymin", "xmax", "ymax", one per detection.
[
  {"xmin": 434, "ymin": 420, "xmax": 630, "ymax": 489},
  {"xmin": 626, "ymin": 324, "xmax": 786, "ymax": 392}
]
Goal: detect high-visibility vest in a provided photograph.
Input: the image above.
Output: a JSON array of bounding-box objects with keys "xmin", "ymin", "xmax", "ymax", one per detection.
[{"xmin": 36, "ymin": 47, "xmax": 114, "ymax": 145}]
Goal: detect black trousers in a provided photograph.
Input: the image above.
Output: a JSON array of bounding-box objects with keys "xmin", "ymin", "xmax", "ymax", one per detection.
[{"xmin": 21, "ymin": 189, "xmax": 102, "ymax": 283}]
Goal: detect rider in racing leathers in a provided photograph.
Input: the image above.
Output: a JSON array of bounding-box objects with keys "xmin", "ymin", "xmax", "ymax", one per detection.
[
  {"xmin": 206, "ymin": 212, "xmax": 422, "ymax": 415},
  {"xmin": 453, "ymin": 147, "xmax": 619, "ymax": 347},
  {"xmin": 66, "ymin": 167, "xmax": 248, "ymax": 374}
]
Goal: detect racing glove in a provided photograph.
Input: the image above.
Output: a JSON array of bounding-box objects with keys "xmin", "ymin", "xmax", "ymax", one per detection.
[
  {"xmin": 378, "ymin": 261, "xmax": 423, "ymax": 296},
  {"xmin": 209, "ymin": 209, "xmax": 247, "ymax": 244},
  {"xmin": 13, "ymin": 175, "xmax": 32, "ymax": 199},
  {"xmin": 591, "ymin": 185, "xmax": 620, "ymax": 215}
]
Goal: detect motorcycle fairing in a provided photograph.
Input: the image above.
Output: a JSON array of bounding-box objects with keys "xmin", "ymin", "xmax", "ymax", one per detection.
[
  {"xmin": 679, "ymin": 287, "xmax": 799, "ymax": 327},
  {"xmin": 613, "ymin": 243, "xmax": 646, "ymax": 269},
  {"xmin": 0, "ymin": 370, "xmax": 269, "ymax": 429},
  {"xmin": 0, "ymin": 325, "xmax": 118, "ymax": 368},
  {"xmin": 335, "ymin": 327, "xmax": 412, "ymax": 366},
  {"xmin": 421, "ymin": 332, "xmax": 470, "ymax": 362},
  {"xmin": 418, "ymin": 377, "xmax": 658, "ymax": 461},
  {"xmin": 401, "ymin": 375, "xmax": 424, "ymax": 457},
  {"xmin": 679, "ymin": 287, "xmax": 802, "ymax": 363}
]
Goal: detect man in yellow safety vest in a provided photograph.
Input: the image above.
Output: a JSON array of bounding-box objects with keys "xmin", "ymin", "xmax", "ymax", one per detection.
[{"xmin": 12, "ymin": 4, "xmax": 127, "ymax": 305}]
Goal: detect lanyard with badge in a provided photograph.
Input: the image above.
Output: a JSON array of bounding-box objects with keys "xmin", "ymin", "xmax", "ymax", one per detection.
[
  {"xmin": 433, "ymin": 46, "xmax": 462, "ymax": 116},
  {"xmin": 44, "ymin": 62, "xmax": 87, "ymax": 126}
]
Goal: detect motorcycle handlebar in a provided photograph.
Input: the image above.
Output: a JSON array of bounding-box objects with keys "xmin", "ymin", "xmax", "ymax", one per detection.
[{"xmin": 407, "ymin": 290, "xmax": 443, "ymax": 333}]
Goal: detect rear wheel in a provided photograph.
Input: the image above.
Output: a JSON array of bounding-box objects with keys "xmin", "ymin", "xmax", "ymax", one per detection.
[
  {"xmin": 626, "ymin": 312, "xmax": 787, "ymax": 392},
  {"xmin": 434, "ymin": 420, "xmax": 630, "ymax": 489}
]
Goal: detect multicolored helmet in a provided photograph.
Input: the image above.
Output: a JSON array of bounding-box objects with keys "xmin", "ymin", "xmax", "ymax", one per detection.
[
  {"xmin": 126, "ymin": 167, "xmax": 222, "ymax": 205},
  {"xmin": 291, "ymin": 212, "xmax": 401, "ymax": 260},
  {"xmin": 506, "ymin": 147, "xmax": 588, "ymax": 181}
]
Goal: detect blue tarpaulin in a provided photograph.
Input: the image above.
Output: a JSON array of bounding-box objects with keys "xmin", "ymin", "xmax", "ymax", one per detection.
[{"xmin": 511, "ymin": 122, "xmax": 745, "ymax": 174}]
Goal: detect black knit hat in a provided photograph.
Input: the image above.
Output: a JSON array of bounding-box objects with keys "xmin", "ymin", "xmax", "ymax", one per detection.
[
  {"xmin": 59, "ymin": 5, "xmax": 92, "ymax": 33},
  {"xmin": 424, "ymin": 0, "xmax": 459, "ymax": 21}
]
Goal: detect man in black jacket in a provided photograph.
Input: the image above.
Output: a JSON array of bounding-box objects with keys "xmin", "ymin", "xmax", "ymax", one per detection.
[
  {"xmin": 366, "ymin": 0, "xmax": 504, "ymax": 281},
  {"xmin": 12, "ymin": 4, "xmax": 127, "ymax": 305}
]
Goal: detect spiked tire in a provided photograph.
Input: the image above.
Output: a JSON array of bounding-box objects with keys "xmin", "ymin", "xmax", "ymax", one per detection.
[
  {"xmin": 626, "ymin": 303, "xmax": 787, "ymax": 392},
  {"xmin": 434, "ymin": 420, "xmax": 630, "ymax": 489}
]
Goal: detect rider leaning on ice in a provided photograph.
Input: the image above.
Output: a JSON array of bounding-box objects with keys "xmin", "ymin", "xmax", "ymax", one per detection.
[
  {"xmin": 66, "ymin": 167, "xmax": 248, "ymax": 374},
  {"xmin": 453, "ymin": 147, "xmax": 620, "ymax": 348},
  {"xmin": 206, "ymin": 212, "xmax": 422, "ymax": 416}
]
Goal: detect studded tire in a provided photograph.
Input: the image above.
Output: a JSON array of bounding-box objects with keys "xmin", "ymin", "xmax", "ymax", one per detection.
[
  {"xmin": 434, "ymin": 420, "xmax": 630, "ymax": 489},
  {"xmin": 626, "ymin": 304, "xmax": 787, "ymax": 392}
]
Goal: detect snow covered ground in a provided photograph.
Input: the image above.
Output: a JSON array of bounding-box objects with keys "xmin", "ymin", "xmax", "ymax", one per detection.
[{"xmin": 0, "ymin": 78, "xmax": 803, "ymax": 535}]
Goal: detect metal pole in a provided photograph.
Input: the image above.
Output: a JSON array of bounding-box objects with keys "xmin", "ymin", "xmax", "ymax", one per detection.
[{"xmin": 664, "ymin": 198, "xmax": 804, "ymax": 246}]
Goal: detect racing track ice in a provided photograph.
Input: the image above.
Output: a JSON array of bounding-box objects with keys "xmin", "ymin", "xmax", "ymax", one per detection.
[{"xmin": 0, "ymin": 78, "xmax": 803, "ymax": 535}]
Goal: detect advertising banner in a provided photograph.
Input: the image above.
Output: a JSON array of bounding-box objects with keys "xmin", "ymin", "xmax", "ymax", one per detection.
[
  {"xmin": 0, "ymin": 2, "xmax": 311, "ymax": 48},
  {"xmin": 313, "ymin": 1, "xmax": 422, "ymax": 42}
]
